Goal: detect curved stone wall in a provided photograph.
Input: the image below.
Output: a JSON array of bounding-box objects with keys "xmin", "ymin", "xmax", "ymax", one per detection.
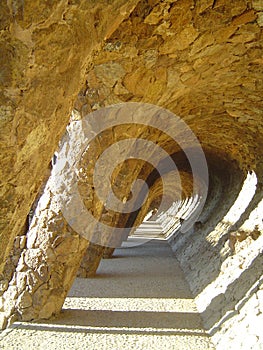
[{"xmin": 0, "ymin": 0, "xmax": 263, "ymax": 348}]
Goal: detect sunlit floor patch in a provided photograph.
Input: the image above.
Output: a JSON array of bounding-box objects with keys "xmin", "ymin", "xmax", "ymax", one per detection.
[{"xmin": 63, "ymin": 297, "xmax": 199, "ymax": 312}]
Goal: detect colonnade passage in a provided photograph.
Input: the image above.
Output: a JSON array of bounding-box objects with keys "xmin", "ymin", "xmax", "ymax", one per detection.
[
  {"xmin": 0, "ymin": 240, "xmax": 214, "ymax": 350},
  {"xmin": 1, "ymin": 0, "xmax": 263, "ymax": 349}
]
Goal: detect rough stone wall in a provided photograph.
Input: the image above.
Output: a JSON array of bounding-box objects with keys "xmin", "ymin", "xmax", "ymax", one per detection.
[
  {"xmin": 0, "ymin": 0, "xmax": 140, "ymax": 274},
  {"xmin": 169, "ymin": 168, "xmax": 263, "ymax": 349}
]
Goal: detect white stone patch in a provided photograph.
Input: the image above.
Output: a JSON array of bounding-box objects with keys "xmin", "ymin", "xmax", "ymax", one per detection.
[{"xmin": 222, "ymin": 171, "xmax": 257, "ymax": 224}]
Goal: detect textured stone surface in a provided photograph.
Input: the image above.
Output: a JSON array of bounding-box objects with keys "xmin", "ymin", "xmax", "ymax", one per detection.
[
  {"xmin": 0, "ymin": 0, "xmax": 140, "ymax": 274},
  {"xmin": 169, "ymin": 169, "xmax": 263, "ymax": 349},
  {"xmin": 0, "ymin": 1, "xmax": 263, "ymax": 349},
  {"xmin": 77, "ymin": 243, "xmax": 105, "ymax": 278}
]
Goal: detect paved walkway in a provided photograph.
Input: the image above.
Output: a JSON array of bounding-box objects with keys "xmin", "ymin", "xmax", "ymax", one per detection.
[{"xmin": 0, "ymin": 240, "xmax": 214, "ymax": 349}]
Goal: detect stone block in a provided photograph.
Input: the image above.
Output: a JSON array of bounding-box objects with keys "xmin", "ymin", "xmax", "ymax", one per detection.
[
  {"xmin": 0, "ymin": 280, "xmax": 9, "ymax": 295},
  {"xmin": 24, "ymin": 248, "xmax": 43, "ymax": 269},
  {"xmin": 257, "ymin": 12, "xmax": 263, "ymax": 26},
  {"xmin": 19, "ymin": 236, "xmax": 27, "ymax": 249},
  {"xmin": 253, "ymin": 0, "xmax": 263, "ymax": 11},
  {"xmin": 0, "ymin": 313, "xmax": 7, "ymax": 330},
  {"xmin": 16, "ymin": 290, "xmax": 33, "ymax": 309},
  {"xmin": 16, "ymin": 272, "xmax": 27, "ymax": 293},
  {"xmin": 0, "ymin": 296, "xmax": 4, "ymax": 311}
]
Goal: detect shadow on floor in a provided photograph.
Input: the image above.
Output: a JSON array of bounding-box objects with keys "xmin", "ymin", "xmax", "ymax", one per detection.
[
  {"xmin": 67, "ymin": 240, "xmax": 193, "ymax": 299},
  {"xmin": 12, "ymin": 308, "xmax": 210, "ymax": 337}
]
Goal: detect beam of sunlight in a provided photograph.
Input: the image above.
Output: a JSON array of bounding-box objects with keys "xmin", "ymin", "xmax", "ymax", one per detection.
[
  {"xmin": 241, "ymin": 197, "xmax": 263, "ymax": 231},
  {"xmin": 11, "ymin": 322, "xmax": 208, "ymax": 335},
  {"xmin": 222, "ymin": 171, "xmax": 257, "ymax": 225},
  {"xmin": 63, "ymin": 297, "xmax": 198, "ymax": 312}
]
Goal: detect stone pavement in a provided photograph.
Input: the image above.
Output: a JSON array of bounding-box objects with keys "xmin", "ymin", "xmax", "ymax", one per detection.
[{"xmin": 0, "ymin": 240, "xmax": 214, "ymax": 350}]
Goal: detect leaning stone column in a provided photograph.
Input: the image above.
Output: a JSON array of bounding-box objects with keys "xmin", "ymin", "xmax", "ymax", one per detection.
[
  {"xmin": 0, "ymin": 181, "xmax": 90, "ymax": 328},
  {"xmin": 78, "ymin": 242, "xmax": 105, "ymax": 277},
  {"xmin": 0, "ymin": 119, "xmax": 103, "ymax": 328},
  {"xmin": 102, "ymin": 247, "xmax": 116, "ymax": 259}
]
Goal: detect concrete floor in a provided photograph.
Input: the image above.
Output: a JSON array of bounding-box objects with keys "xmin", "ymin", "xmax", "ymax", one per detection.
[{"xmin": 0, "ymin": 240, "xmax": 214, "ymax": 349}]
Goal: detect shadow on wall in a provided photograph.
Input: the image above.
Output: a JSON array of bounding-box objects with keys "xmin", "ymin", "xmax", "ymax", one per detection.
[
  {"xmin": 202, "ymin": 251, "xmax": 263, "ymax": 334},
  {"xmin": 170, "ymin": 164, "xmax": 263, "ymax": 340},
  {"xmin": 170, "ymin": 161, "xmax": 244, "ymax": 290},
  {"xmin": 172, "ymin": 168, "xmax": 262, "ymax": 290},
  {"xmin": 211, "ymin": 175, "xmax": 263, "ymax": 254}
]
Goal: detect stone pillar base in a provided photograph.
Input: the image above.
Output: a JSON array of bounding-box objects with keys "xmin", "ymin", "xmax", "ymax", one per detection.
[
  {"xmin": 102, "ymin": 247, "xmax": 116, "ymax": 259},
  {"xmin": 77, "ymin": 243, "xmax": 105, "ymax": 277}
]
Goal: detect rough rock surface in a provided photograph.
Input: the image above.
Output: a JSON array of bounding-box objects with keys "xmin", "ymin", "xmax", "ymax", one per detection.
[
  {"xmin": 0, "ymin": 0, "xmax": 140, "ymax": 273},
  {"xmin": 0, "ymin": 0, "xmax": 263, "ymax": 349},
  {"xmin": 169, "ymin": 170, "xmax": 263, "ymax": 349}
]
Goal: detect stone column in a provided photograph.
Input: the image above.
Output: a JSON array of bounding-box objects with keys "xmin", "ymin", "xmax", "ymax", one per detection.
[
  {"xmin": 78, "ymin": 243, "xmax": 105, "ymax": 277},
  {"xmin": 102, "ymin": 247, "xmax": 116, "ymax": 259},
  {"xmin": 0, "ymin": 119, "xmax": 101, "ymax": 328},
  {"xmin": 0, "ymin": 180, "xmax": 89, "ymax": 329}
]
